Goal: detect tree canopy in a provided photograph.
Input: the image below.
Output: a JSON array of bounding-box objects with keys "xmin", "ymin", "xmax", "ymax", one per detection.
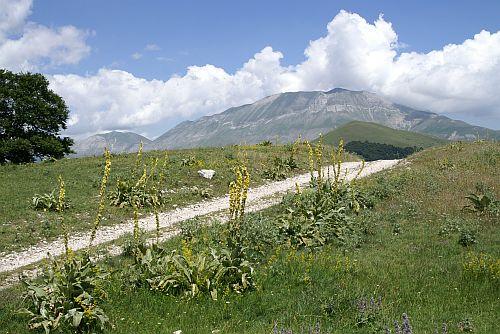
[
  {"xmin": 0, "ymin": 69, "xmax": 73, "ymax": 163},
  {"xmin": 345, "ymin": 140, "xmax": 422, "ymax": 161}
]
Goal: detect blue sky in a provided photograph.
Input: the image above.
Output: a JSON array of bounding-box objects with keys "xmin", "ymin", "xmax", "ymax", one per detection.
[
  {"xmin": 1, "ymin": 0, "xmax": 500, "ymax": 138},
  {"xmin": 31, "ymin": 0, "xmax": 500, "ymax": 80}
]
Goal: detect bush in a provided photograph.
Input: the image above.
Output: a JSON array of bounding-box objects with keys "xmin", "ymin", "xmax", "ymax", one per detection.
[
  {"xmin": 262, "ymin": 156, "xmax": 298, "ymax": 180},
  {"xmin": 258, "ymin": 140, "xmax": 273, "ymax": 146},
  {"xmin": 109, "ymin": 178, "xmax": 160, "ymax": 208},
  {"xmin": 278, "ymin": 181, "xmax": 367, "ymax": 248},
  {"xmin": 109, "ymin": 146, "xmax": 167, "ymax": 210},
  {"xmin": 124, "ymin": 246, "xmax": 254, "ymax": 300},
  {"xmin": 18, "ymin": 253, "xmax": 111, "ymax": 333},
  {"xmin": 458, "ymin": 228, "xmax": 477, "ymax": 247},
  {"xmin": 32, "ymin": 190, "xmax": 68, "ymax": 212},
  {"xmin": 464, "ymin": 189, "xmax": 499, "ymax": 216},
  {"xmin": 344, "ymin": 141, "xmax": 421, "ymax": 161}
]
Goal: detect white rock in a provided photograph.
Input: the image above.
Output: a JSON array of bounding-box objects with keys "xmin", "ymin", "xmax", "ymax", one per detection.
[{"xmin": 198, "ymin": 169, "xmax": 215, "ymax": 179}]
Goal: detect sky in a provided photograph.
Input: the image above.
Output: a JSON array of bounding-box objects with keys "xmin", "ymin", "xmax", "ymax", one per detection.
[{"xmin": 1, "ymin": 0, "xmax": 500, "ymax": 139}]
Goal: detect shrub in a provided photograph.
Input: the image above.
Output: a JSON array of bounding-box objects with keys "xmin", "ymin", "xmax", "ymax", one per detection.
[
  {"xmin": 258, "ymin": 140, "xmax": 273, "ymax": 146},
  {"xmin": 18, "ymin": 253, "xmax": 111, "ymax": 334},
  {"xmin": 180, "ymin": 155, "xmax": 203, "ymax": 167},
  {"xmin": 262, "ymin": 156, "xmax": 298, "ymax": 180},
  {"xmin": 124, "ymin": 246, "xmax": 254, "ymax": 300},
  {"xmin": 19, "ymin": 149, "xmax": 113, "ymax": 333},
  {"xmin": 458, "ymin": 228, "xmax": 477, "ymax": 247},
  {"xmin": 109, "ymin": 178, "xmax": 159, "ymax": 208},
  {"xmin": 278, "ymin": 180, "xmax": 368, "ymax": 248},
  {"xmin": 109, "ymin": 147, "xmax": 167, "ymax": 215},
  {"xmin": 123, "ymin": 160, "xmax": 255, "ymax": 300},
  {"xmin": 32, "ymin": 190, "xmax": 69, "ymax": 212},
  {"xmin": 463, "ymin": 183, "xmax": 499, "ymax": 216},
  {"xmin": 278, "ymin": 139, "xmax": 368, "ymax": 248},
  {"xmin": 344, "ymin": 141, "xmax": 421, "ymax": 161}
]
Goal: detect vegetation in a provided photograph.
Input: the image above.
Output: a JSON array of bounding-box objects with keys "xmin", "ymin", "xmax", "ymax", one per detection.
[
  {"xmin": 318, "ymin": 121, "xmax": 447, "ymax": 148},
  {"xmin": 0, "ymin": 144, "xmax": 346, "ymax": 253},
  {"xmin": 17, "ymin": 152, "xmax": 112, "ymax": 333},
  {"xmin": 0, "ymin": 140, "xmax": 498, "ymax": 333},
  {"xmin": 344, "ymin": 141, "xmax": 421, "ymax": 161},
  {"xmin": 32, "ymin": 190, "xmax": 69, "ymax": 212},
  {"xmin": 0, "ymin": 69, "xmax": 73, "ymax": 164}
]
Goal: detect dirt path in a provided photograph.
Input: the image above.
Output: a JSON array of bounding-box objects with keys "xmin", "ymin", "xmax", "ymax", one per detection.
[{"xmin": 0, "ymin": 159, "xmax": 399, "ymax": 276}]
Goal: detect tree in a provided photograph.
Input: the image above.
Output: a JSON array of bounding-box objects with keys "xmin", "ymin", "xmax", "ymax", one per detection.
[{"xmin": 0, "ymin": 69, "xmax": 73, "ymax": 163}]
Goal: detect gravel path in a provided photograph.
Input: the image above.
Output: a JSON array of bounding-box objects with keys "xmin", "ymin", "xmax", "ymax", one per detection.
[{"xmin": 0, "ymin": 159, "xmax": 399, "ymax": 275}]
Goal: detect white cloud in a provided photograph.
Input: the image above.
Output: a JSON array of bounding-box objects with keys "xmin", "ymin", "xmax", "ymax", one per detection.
[
  {"xmin": 131, "ymin": 52, "xmax": 142, "ymax": 60},
  {"xmin": 145, "ymin": 43, "xmax": 160, "ymax": 51},
  {"xmin": 43, "ymin": 10, "xmax": 500, "ymax": 135},
  {"xmin": 0, "ymin": 0, "xmax": 90, "ymax": 71},
  {"xmin": 0, "ymin": 0, "xmax": 31, "ymax": 38}
]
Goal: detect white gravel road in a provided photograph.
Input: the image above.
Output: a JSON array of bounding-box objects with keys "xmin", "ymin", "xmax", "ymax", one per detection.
[{"xmin": 0, "ymin": 159, "xmax": 399, "ymax": 276}]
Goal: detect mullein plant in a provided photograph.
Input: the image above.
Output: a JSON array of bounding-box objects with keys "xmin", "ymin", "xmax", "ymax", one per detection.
[
  {"xmin": 57, "ymin": 175, "xmax": 69, "ymax": 254},
  {"xmin": 19, "ymin": 148, "xmax": 113, "ymax": 333},
  {"xmin": 227, "ymin": 163, "xmax": 250, "ymax": 257},
  {"xmin": 89, "ymin": 148, "xmax": 112, "ymax": 247},
  {"xmin": 154, "ymin": 151, "xmax": 169, "ymax": 244}
]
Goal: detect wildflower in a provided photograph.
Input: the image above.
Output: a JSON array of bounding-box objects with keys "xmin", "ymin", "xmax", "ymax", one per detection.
[{"xmin": 89, "ymin": 148, "xmax": 112, "ymax": 247}]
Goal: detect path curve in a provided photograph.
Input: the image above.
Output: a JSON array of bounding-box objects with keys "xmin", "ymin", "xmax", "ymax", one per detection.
[{"xmin": 0, "ymin": 159, "xmax": 399, "ymax": 274}]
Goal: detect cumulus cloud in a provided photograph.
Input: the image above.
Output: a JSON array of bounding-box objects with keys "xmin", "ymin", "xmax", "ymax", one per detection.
[
  {"xmin": 0, "ymin": 0, "xmax": 90, "ymax": 71},
  {"xmin": 53, "ymin": 10, "xmax": 500, "ymax": 136}
]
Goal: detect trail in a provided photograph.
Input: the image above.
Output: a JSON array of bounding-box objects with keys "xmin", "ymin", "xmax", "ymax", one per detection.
[{"xmin": 0, "ymin": 159, "xmax": 399, "ymax": 276}]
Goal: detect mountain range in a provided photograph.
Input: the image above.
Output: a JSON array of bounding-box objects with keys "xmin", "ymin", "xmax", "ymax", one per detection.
[
  {"xmin": 71, "ymin": 131, "xmax": 151, "ymax": 157},
  {"xmin": 72, "ymin": 88, "xmax": 500, "ymax": 156}
]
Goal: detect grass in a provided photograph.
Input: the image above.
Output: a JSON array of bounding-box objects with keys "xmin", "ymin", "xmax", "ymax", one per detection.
[
  {"xmin": 0, "ymin": 144, "xmax": 349, "ymax": 253},
  {"xmin": 0, "ymin": 141, "xmax": 499, "ymax": 333},
  {"xmin": 319, "ymin": 121, "xmax": 448, "ymax": 148}
]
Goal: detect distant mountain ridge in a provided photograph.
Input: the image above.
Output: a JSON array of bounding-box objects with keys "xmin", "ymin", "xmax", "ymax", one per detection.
[
  {"xmin": 152, "ymin": 88, "xmax": 499, "ymax": 149},
  {"xmin": 72, "ymin": 89, "xmax": 499, "ymax": 156},
  {"xmin": 71, "ymin": 131, "xmax": 151, "ymax": 157}
]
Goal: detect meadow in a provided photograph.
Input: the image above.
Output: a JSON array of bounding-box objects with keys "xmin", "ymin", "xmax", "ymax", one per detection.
[
  {"xmin": 0, "ymin": 140, "xmax": 498, "ymax": 334},
  {"xmin": 0, "ymin": 143, "xmax": 331, "ymax": 253}
]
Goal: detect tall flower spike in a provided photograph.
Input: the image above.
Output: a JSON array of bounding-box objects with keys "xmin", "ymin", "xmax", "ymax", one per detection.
[
  {"xmin": 306, "ymin": 141, "xmax": 315, "ymax": 182},
  {"xmin": 89, "ymin": 148, "xmax": 112, "ymax": 247},
  {"xmin": 57, "ymin": 175, "xmax": 69, "ymax": 254}
]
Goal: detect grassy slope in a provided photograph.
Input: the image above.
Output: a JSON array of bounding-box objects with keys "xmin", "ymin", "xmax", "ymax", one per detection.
[
  {"xmin": 1, "ymin": 142, "xmax": 498, "ymax": 334},
  {"xmin": 0, "ymin": 144, "xmax": 343, "ymax": 253},
  {"xmin": 320, "ymin": 121, "xmax": 448, "ymax": 148}
]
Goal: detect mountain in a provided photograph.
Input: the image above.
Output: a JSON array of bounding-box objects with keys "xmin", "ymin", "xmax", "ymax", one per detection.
[
  {"xmin": 71, "ymin": 131, "xmax": 151, "ymax": 157},
  {"xmin": 319, "ymin": 121, "xmax": 448, "ymax": 148},
  {"xmin": 152, "ymin": 88, "xmax": 500, "ymax": 149}
]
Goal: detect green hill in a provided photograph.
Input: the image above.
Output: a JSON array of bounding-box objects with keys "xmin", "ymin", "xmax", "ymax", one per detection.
[{"xmin": 319, "ymin": 121, "xmax": 448, "ymax": 148}]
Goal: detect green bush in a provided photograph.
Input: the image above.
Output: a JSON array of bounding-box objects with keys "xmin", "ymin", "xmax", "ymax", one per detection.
[
  {"xmin": 109, "ymin": 178, "xmax": 161, "ymax": 208},
  {"xmin": 124, "ymin": 246, "xmax": 254, "ymax": 300},
  {"xmin": 278, "ymin": 181, "xmax": 367, "ymax": 248},
  {"xmin": 262, "ymin": 156, "xmax": 298, "ymax": 180},
  {"xmin": 18, "ymin": 253, "xmax": 111, "ymax": 333},
  {"xmin": 32, "ymin": 190, "xmax": 69, "ymax": 212}
]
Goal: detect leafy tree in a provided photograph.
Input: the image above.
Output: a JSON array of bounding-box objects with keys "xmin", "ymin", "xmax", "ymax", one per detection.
[
  {"xmin": 345, "ymin": 141, "xmax": 421, "ymax": 161},
  {"xmin": 0, "ymin": 69, "xmax": 73, "ymax": 163}
]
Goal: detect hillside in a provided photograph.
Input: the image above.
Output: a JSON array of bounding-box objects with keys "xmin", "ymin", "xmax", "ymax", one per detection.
[
  {"xmin": 71, "ymin": 131, "xmax": 152, "ymax": 157},
  {"xmin": 0, "ymin": 144, "xmax": 337, "ymax": 253},
  {"xmin": 1, "ymin": 141, "xmax": 498, "ymax": 333},
  {"xmin": 319, "ymin": 121, "xmax": 448, "ymax": 148},
  {"xmin": 152, "ymin": 88, "xmax": 499, "ymax": 149}
]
